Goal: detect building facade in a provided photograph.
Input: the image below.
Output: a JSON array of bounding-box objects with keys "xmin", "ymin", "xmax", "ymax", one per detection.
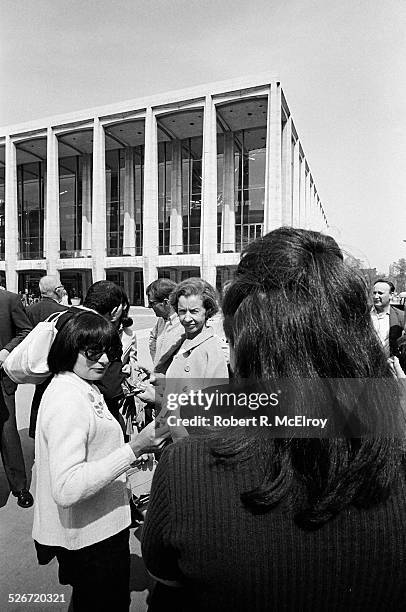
[{"xmin": 0, "ymin": 75, "xmax": 327, "ymax": 304}]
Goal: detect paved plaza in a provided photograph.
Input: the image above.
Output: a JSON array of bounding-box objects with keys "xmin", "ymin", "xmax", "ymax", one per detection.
[{"xmin": 0, "ymin": 308, "xmax": 156, "ymax": 612}]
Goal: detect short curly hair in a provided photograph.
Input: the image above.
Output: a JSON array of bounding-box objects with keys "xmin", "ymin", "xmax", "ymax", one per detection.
[{"xmin": 170, "ymin": 278, "xmax": 219, "ymax": 320}]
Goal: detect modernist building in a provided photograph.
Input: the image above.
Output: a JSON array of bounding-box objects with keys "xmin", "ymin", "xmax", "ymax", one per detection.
[{"xmin": 0, "ymin": 75, "xmax": 327, "ymax": 304}]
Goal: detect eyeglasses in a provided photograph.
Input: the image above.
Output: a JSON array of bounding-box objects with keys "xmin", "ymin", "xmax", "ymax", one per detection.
[
  {"xmin": 148, "ymin": 298, "xmax": 168, "ymax": 307},
  {"xmin": 82, "ymin": 348, "xmax": 119, "ymax": 363},
  {"xmin": 55, "ymin": 285, "xmax": 64, "ymax": 291}
]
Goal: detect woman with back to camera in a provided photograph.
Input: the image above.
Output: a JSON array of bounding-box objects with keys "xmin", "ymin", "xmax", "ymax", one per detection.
[
  {"xmin": 33, "ymin": 311, "xmax": 168, "ymax": 612},
  {"xmin": 142, "ymin": 228, "xmax": 406, "ymax": 611}
]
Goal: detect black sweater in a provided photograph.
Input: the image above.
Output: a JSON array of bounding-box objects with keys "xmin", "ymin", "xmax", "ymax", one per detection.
[{"xmin": 142, "ymin": 437, "xmax": 406, "ymax": 612}]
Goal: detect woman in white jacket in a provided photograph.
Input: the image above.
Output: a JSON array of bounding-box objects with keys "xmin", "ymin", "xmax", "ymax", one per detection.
[{"xmin": 33, "ymin": 311, "xmax": 168, "ymax": 611}]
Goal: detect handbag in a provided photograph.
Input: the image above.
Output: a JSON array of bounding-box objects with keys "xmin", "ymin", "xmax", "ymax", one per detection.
[{"xmin": 2, "ymin": 311, "xmax": 68, "ymax": 384}]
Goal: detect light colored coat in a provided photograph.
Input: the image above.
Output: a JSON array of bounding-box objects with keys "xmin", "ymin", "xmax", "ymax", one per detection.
[
  {"xmin": 165, "ymin": 326, "xmax": 228, "ymax": 387},
  {"xmin": 149, "ymin": 312, "xmax": 185, "ymax": 374},
  {"xmin": 160, "ymin": 327, "xmax": 229, "ymax": 440}
]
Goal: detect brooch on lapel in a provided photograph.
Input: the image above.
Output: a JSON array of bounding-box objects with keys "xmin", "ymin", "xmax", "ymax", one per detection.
[{"xmin": 88, "ymin": 391, "xmax": 113, "ymax": 420}]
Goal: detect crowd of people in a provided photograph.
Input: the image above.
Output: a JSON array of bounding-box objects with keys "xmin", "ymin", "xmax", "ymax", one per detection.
[{"xmin": 0, "ymin": 227, "xmax": 406, "ymax": 610}]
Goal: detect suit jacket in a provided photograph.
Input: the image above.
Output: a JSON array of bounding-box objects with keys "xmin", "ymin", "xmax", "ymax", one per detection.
[
  {"xmin": 389, "ymin": 305, "xmax": 405, "ymax": 356},
  {"xmin": 0, "ymin": 289, "xmax": 33, "ymax": 393},
  {"xmin": 150, "ymin": 314, "xmax": 185, "ymax": 375},
  {"xmin": 27, "ymin": 297, "xmax": 68, "ymax": 326}
]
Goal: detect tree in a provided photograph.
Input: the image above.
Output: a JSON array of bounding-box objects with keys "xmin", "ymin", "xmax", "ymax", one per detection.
[
  {"xmin": 344, "ymin": 255, "xmax": 362, "ymax": 270},
  {"xmin": 391, "ymin": 258, "xmax": 406, "ymax": 293},
  {"xmin": 344, "ymin": 257, "xmax": 383, "ymax": 292}
]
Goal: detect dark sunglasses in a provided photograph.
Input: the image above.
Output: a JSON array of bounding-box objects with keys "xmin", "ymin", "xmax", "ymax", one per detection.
[{"xmin": 83, "ymin": 348, "xmax": 119, "ymax": 362}]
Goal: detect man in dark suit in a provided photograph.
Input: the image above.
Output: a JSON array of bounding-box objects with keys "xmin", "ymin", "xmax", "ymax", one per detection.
[
  {"xmin": 371, "ymin": 279, "xmax": 405, "ymax": 357},
  {"xmin": 0, "ymin": 288, "xmax": 33, "ymax": 507},
  {"xmin": 27, "ymin": 276, "xmax": 69, "ymax": 439},
  {"xmin": 26, "ymin": 275, "xmax": 67, "ymax": 327}
]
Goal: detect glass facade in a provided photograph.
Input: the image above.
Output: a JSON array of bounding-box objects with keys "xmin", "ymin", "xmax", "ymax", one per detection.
[
  {"xmin": 216, "ymin": 99, "xmax": 267, "ymax": 252},
  {"xmin": 17, "ymin": 162, "xmax": 45, "ymax": 259},
  {"xmin": 59, "ymin": 156, "xmax": 84, "ymax": 256},
  {"xmin": 18, "ymin": 270, "xmax": 45, "ymax": 297},
  {"xmin": 106, "ymin": 269, "xmax": 144, "ymax": 306},
  {"xmin": 0, "ymin": 165, "xmax": 4, "ymax": 260},
  {"xmin": 158, "ymin": 110, "xmax": 203, "ymax": 255},
  {"xmin": 158, "ymin": 267, "xmax": 200, "ymax": 283},
  {"xmin": 216, "ymin": 266, "xmax": 236, "ymax": 296},
  {"xmin": 158, "ymin": 137, "xmax": 202, "ymax": 254},
  {"xmin": 158, "ymin": 141, "xmax": 171, "ymax": 254},
  {"xmin": 106, "ymin": 145, "xmax": 144, "ymax": 256},
  {"xmin": 181, "ymin": 138, "xmax": 202, "ymax": 254},
  {"xmin": 106, "ymin": 149, "xmax": 124, "ymax": 256},
  {"xmin": 60, "ymin": 270, "xmax": 92, "ymax": 304}
]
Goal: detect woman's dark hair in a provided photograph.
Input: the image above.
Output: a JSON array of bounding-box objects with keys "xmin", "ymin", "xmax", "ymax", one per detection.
[
  {"xmin": 48, "ymin": 311, "xmax": 122, "ymax": 374},
  {"xmin": 170, "ymin": 277, "xmax": 219, "ymax": 320},
  {"xmin": 212, "ymin": 227, "xmax": 405, "ymax": 530}
]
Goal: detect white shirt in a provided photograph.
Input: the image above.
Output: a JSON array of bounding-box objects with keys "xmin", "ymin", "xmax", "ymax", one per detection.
[{"xmin": 371, "ymin": 307, "xmax": 391, "ymax": 356}]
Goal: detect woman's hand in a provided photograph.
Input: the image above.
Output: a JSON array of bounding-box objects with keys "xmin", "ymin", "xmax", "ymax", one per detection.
[
  {"xmin": 388, "ymin": 356, "xmax": 406, "ymax": 379},
  {"xmin": 137, "ymin": 374, "xmax": 166, "ymax": 406},
  {"xmin": 129, "ymin": 420, "xmax": 170, "ymax": 457}
]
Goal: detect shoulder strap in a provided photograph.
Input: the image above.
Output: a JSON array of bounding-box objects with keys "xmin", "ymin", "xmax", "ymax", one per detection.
[
  {"xmin": 45, "ymin": 310, "xmax": 69, "ymax": 323},
  {"xmin": 54, "ymin": 310, "xmax": 75, "ymax": 331}
]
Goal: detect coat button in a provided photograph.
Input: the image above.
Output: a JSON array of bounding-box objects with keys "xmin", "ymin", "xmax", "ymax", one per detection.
[{"xmin": 184, "ymin": 365, "xmax": 190, "ymax": 372}]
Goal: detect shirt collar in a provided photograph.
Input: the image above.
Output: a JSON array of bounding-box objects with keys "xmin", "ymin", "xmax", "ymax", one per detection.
[
  {"xmin": 167, "ymin": 312, "xmax": 179, "ymax": 326},
  {"xmin": 371, "ymin": 305, "xmax": 390, "ymax": 316}
]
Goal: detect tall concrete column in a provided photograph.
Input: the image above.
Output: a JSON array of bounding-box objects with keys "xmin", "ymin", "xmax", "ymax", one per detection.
[
  {"xmin": 81, "ymin": 153, "xmax": 92, "ymax": 255},
  {"xmin": 201, "ymin": 95, "xmax": 217, "ymax": 286},
  {"xmin": 281, "ymin": 116, "xmax": 293, "ymax": 225},
  {"xmin": 318, "ymin": 197, "xmax": 325, "ymax": 230},
  {"xmin": 123, "ymin": 147, "xmax": 136, "ymax": 256},
  {"xmin": 299, "ymin": 157, "xmax": 306, "ymax": 228},
  {"xmin": 169, "ymin": 140, "xmax": 183, "ymax": 254},
  {"xmin": 142, "ymin": 107, "xmax": 159, "ymax": 299},
  {"xmin": 264, "ymin": 82, "xmax": 282, "ymax": 232},
  {"xmin": 311, "ymin": 185, "xmax": 317, "ymax": 230},
  {"xmin": 45, "ymin": 127, "xmax": 60, "ymax": 277},
  {"xmin": 43, "ymin": 165, "xmax": 47, "ymax": 253},
  {"xmin": 307, "ymin": 175, "xmax": 313, "ymax": 230},
  {"xmin": 5, "ymin": 136, "xmax": 18, "ymax": 292},
  {"xmin": 303, "ymin": 169, "xmax": 310, "ymax": 229},
  {"xmin": 221, "ymin": 132, "xmax": 235, "ymax": 252},
  {"xmin": 292, "ymin": 139, "xmax": 300, "ymax": 227},
  {"xmin": 92, "ymin": 118, "xmax": 106, "ymax": 281}
]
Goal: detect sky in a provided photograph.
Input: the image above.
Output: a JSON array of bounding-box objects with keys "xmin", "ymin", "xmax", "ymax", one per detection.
[{"xmin": 1, "ymin": 0, "xmax": 406, "ymax": 273}]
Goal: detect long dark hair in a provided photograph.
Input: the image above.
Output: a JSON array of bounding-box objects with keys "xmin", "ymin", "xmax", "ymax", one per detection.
[{"xmin": 213, "ymin": 227, "xmax": 405, "ymax": 529}]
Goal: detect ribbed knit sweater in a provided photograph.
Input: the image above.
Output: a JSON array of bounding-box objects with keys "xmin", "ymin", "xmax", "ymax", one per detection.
[
  {"xmin": 33, "ymin": 371, "xmax": 135, "ymax": 550},
  {"xmin": 142, "ymin": 437, "xmax": 406, "ymax": 611}
]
